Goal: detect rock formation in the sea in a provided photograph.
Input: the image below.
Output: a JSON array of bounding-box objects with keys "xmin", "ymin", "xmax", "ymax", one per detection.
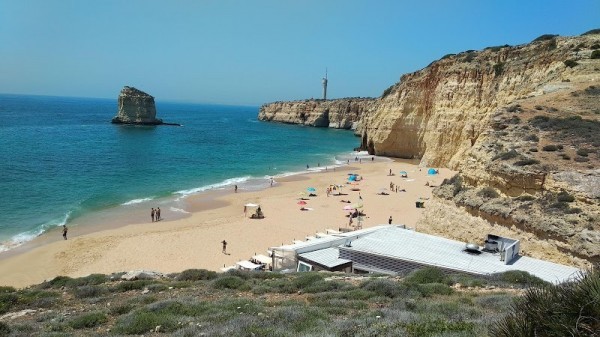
[
  {"xmin": 258, "ymin": 98, "xmax": 376, "ymax": 129},
  {"xmin": 258, "ymin": 31, "xmax": 600, "ymax": 263},
  {"xmin": 111, "ymin": 86, "xmax": 163, "ymax": 125}
]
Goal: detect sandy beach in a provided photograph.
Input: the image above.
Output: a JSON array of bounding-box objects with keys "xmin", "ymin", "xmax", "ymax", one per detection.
[{"xmin": 0, "ymin": 158, "xmax": 586, "ymax": 288}]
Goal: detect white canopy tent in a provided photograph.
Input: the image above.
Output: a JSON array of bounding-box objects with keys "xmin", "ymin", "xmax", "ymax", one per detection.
[{"xmin": 236, "ymin": 260, "xmax": 263, "ymax": 271}]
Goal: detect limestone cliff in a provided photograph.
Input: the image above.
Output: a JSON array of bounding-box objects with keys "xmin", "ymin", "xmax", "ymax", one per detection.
[
  {"xmin": 112, "ymin": 86, "xmax": 163, "ymax": 125},
  {"xmin": 258, "ymin": 98, "xmax": 375, "ymax": 129},
  {"xmin": 259, "ymin": 32, "xmax": 600, "ymax": 262}
]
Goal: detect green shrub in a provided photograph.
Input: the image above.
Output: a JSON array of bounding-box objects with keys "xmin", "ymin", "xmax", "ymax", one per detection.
[
  {"xmin": 581, "ymin": 28, "xmax": 600, "ymax": 36},
  {"xmin": 0, "ymin": 293, "xmax": 19, "ymax": 314},
  {"xmin": 113, "ymin": 310, "xmax": 178, "ymax": 334},
  {"xmin": 69, "ymin": 311, "xmax": 107, "ymax": 329},
  {"xmin": 524, "ymin": 134, "xmax": 539, "ymax": 142},
  {"xmin": 176, "ymin": 269, "xmax": 217, "ymax": 281},
  {"xmin": 592, "ymin": 50, "xmax": 600, "ymax": 59},
  {"xmin": 516, "ymin": 194, "xmax": 535, "ymax": 201},
  {"xmin": 292, "ymin": 272, "xmax": 324, "ymax": 289},
  {"xmin": 542, "ymin": 144, "xmax": 558, "ymax": 151},
  {"xmin": 491, "ymin": 268, "xmax": 600, "ymax": 337},
  {"xmin": 382, "ymin": 84, "xmax": 395, "ymax": 98},
  {"xmin": 514, "ymin": 158, "xmax": 540, "ymax": 166},
  {"xmin": 493, "ymin": 62, "xmax": 504, "ymax": 77},
  {"xmin": 493, "ymin": 149, "xmax": 519, "ymax": 161},
  {"xmin": 557, "ymin": 191, "xmax": 575, "ymax": 202},
  {"xmin": 529, "ymin": 148, "xmax": 538, "ymax": 152},
  {"xmin": 441, "ymin": 53, "xmax": 456, "ymax": 60},
  {"xmin": 591, "ymin": 43, "xmax": 600, "ymax": 49},
  {"xmin": 494, "ymin": 270, "xmax": 548, "ymax": 287},
  {"xmin": 575, "ymin": 156, "xmax": 590, "ymax": 162},
  {"xmin": 0, "ymin": 321, "xmax": 10, "ymax": 335},
  {"xmin": 73, "ymin": 285, "xmax": 107, "ymax": 298},
  {"xmin": 69, "ymin": 274, "xmax": 108, "ymax": 287},
  {"xmin": 405, "ymin": 318, "xmax": 475, "ymax": 336},
  {"xmin": 212, "ymin": 276, "xmax": 248, "ymax": 290},
  {"xmin": 563, "ymin": 59, "xmax": 578, "ymax": 68},
  {"xmin": 404, "ymin": 267, "xmax": 449, "ymax": 285},
  {"xmin": 477, "ymin": 187, "xmax": 500, "ymax": 199},
  {"xmin": 533, "ymin": 34, "xmax": 558, "ymax": 42},
  {"xmin": 360, "ymin": 279, "xmax": 406, "ymax": 298},
  {"xmin": 40, "ymin": 275, "xmax": 73, "ymax": 289},
  {"xmin": 0, "ymin": 286, "xmax": 16, "ymax": 294},
  {"xmin": 576, "ymin": 148, "xmax": 589, "ymax": 157},
  {"xmin": 417, "ymin": 283, "xmax": 454, "ymax": 297},
  {"xmin": 114, "ymin": 280, "xmax": 152, "ymax": 292},
  {"xmin": 560, "ymin": 153, "xmax": 571, "ymax": 160},
  {"xmin": 110, "ymin": 303, "xmax": 134, "ymax": 315}
]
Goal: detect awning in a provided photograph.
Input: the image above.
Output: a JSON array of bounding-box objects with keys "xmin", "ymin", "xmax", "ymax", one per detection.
[
  {"xmin": 236, "ymin": 260, "xmax": 262, "ymax": 270},
  {"xmin": 252, "ymin": 254, "xmax": 272, "ymax": 265}
]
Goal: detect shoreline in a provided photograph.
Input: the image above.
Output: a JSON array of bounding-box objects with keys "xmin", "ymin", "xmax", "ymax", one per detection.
[{"xmin": 0, "ymin": 157, "xmax": 586, "ymax": 288}]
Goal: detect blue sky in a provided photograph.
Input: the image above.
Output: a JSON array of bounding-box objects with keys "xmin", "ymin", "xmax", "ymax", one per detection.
[{"xmin": 0, "ymin": 0, "xmax": 598, "ymax": 105}]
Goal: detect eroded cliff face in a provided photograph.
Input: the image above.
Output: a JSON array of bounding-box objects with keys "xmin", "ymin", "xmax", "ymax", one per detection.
[
  {"xmin": 258, "ymin": 33, "xmax": 600, "ymax": 262},
  {"xmin": 112, "ymin": 86, "xmax": 162, "ymax": 125},
  {"xmin": 258, "ymin": 98, "xmax": 375, "ymax": 129}
]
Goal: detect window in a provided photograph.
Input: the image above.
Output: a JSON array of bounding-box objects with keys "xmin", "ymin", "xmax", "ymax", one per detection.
[{"xmin": 297, "ymin": 261, "xmax": 313, "ymax": 272}]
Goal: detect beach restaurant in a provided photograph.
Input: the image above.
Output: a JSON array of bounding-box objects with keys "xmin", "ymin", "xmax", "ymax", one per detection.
[{"xmin": 269, "ymin": 226, "xmax": 580, "ymax": 284}]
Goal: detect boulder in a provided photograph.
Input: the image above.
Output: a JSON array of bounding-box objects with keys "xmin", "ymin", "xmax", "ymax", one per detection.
[{"xmin": 111, "ymin": 86, "xmax": 163, "ymax": 125}]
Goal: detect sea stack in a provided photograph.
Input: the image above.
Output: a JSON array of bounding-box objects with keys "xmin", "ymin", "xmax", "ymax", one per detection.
[{"xmin": 111, "ymin": 86, "xmax": 163, "ymax": 125}]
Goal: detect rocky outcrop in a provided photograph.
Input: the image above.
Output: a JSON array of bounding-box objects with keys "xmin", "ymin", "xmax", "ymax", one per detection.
[
  {"xmin": 258, "ymin": 32, "xmax": 600, "ymax": 262},
  {"xmin": 258, "ymin": 98, "xmax": 375, "ymax": 129},
  {"xmin": 112, "ymin": 86, "xmax": 163, "ymax": 125}
]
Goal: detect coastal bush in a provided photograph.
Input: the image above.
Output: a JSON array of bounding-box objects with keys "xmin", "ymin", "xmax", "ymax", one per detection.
[
  {"xmin": 114, "ymin": 280, "xmax": 153, "ymax": 292},
  {"xmin": 493, "ymin": 270, "xmax": 548, "ymax": 287},
  {"xmin": 485, "ymin": 44, "xmax": 511, "ymax": 52},
  {"xmin": 493, "ymin": 149, "xmax": 519, "ymax": 161},
  {"xmin": 524, "ymin": 134, "xmax": 539, "ymax": 142},
  {"xmin": 404, "ymin": 267, "xmax": 449, "ymax": 285},
  {"xmin": 212, "ymin": 276, "xmax": 249, "ymax": 290},
  {"xmin": 113, "ymin": 310, "xmax": 178, "ymax": 334},
  {"xmin": 557, "ymin": 191, "xmax": 575, "ymax": 202},
  {"xmin": 110, "ymin": 303, "xmax": 134, "ymax": 315},
  {"xmin": 361, "ymin": 279, "xmax": 406, "ymax": 298},
  {"xmin": 176, "ymin": 269, "xmax": 217, "ymax": 281},
  {"xmin": 542, "ymin": 144, "xmax": 558, "ymax": 151},
  {"xmin": 0, "ymin": 322, "xmax": 10, "ymax": 335},
  {"xmin": 417, "ymin": 283, "xmax": 454, "ymax": 297},
  {"xmin": 576, "ymin": 148, "xmax": 589, "ymax": 157},
  {"xmin": 0, "ymin": 286, "xmax": 15, "ymax": 294},
  {"xmin": 441, "ymin": 53, "xmax": 456, "ymax": 60},
  {"xmin": 592, "ymin": 50, "xmax": 600, "ymax": 59},
  {"xmin": 381, "ymin": 84, "xmax": 395, "ymax": 98},
  {"xmin": 529, "ymin": 148, "xmax": 538, "ymax": 152},
  {"xmin": 69, "ymin": 311, "xmax": 107, "ymax": 329},
  {"xmin": 582, "ymin": 28, "xmax": 600, "ymax": 36},
  {"xmin": 73, "ymin": 285, "xmax": 107, "ymax": 298},
  {"xmin": 491, "ymin": 268, "xmax": 600, "ymax": 337},
  {"xmin": 563, "ymin": 59, "xmax": 578, "ymax": 68},
  {"xmin": 405, "ymin": 318, "xmax": 475, "ymax": 336},
  {"xmin": 591, "ymin": 43, "xmax": 600, "ymax": 49},
  {"xmin": 292, "ymin": 272, "xmax": 324, "ymax": 289},
  {"xmin": 477, "ymin": 187, "xmax": 500, "ymax": 199},
  {"xmin": 0, "ymin": 293, "xmax": 18, "ymax": 314},
  {"xmin": 574, "ymin": 156, "xmax": 590, "ymax": 162},
  {"xmin": 533, "ymin": 34, "xmax": 559, "ymax": 42},
  {"xmin": 514, "ymin": 158, "xmax": 540, "ymax": 166},
  {"xmin": 561, "ymin": 153, "xmax": 571, "ymax": 160},
  {"xmin": 493, "ymin": 62, "xmax": 504, "ymax": 77},
  {"xmin": 516, "ymin": 194, "xmax": 536, "ymax": 202},
  {"xmin": 40, "ymin": 275, "xmax": 73, "ymax": 289}
]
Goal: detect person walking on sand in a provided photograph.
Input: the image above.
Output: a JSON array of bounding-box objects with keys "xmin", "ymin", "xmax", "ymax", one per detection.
[
  {"xmin": 388, "ymin": 216, "xmax": 393, "ymax": 225},
  {"xmin": 151, "ymin": 208, "xmax": 155, "ymax": 222},
  {"xmin": 234, "ymin": 185, "xmax": 238, "ymax": 193},
  {"xmin": 62, "ymin": 225, "xmax": 68, "ymax": 240},
  {"xmin": 222, "ymin": 240, "xmax": 227, "ymax": 254},
  {"xmin": 156, "ymin": 207, "xmax": 161, "ymax": 221}
]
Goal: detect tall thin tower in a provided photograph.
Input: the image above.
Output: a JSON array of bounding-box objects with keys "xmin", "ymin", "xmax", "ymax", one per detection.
[{"xmin": 322, "ymin": 68, "xmax": 328, "ymax": 100}]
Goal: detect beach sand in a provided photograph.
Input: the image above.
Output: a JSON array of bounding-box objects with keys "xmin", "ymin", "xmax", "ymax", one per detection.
[{"xmin": 0, "ymin": 159, "xmax": 585, "ymax": 288}]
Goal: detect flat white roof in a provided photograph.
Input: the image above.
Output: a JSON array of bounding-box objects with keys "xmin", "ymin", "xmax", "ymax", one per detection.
[
  {"xmin": 299, "ymin": 248, "xmax": 351, "ymax": 268},
  {"xmin": 343, "ymin": 227, "xmax": 580, "ymax": 283}
]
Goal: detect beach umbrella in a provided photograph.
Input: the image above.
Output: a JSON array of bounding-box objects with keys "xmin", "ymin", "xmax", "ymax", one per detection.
[
  {"xmin": 399, "ymin": 171, "xmax": 407, "ymax": 175},
  {"xmin": 343, "ymin": 205, "xmax": 354, "ymax": 210},
  {"xmin": 307, "ymin": 187, "xmax": 316, "ymax": 192},
  {"xmin": 297, "ymin": 200, "xmax": 307, "ymax": 206}
]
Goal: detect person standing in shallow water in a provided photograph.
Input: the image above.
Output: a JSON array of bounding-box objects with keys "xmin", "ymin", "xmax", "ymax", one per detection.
[
  {"xmin": 156, "ymin": 207, "xmax": 161, "ymax": 221},
  {"xmin": 151, "ymin": 208, "xmax": 155, "ymax": 222},
  {"xmin": 62, "ymin": 225, "xmax": 68, "ymax": 240}
]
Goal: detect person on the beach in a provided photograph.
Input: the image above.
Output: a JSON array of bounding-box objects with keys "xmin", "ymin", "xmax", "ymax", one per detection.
[
  {"xmin": 270, "ymin": 177, "xmax": 274, "ymax": 187},
  {"xmin": 151, "ymin": 208, "xmax": 155, "ymax": 222},
  {"xmin": 388, "ymin": 216, "xmax": 392, "ymax": 224},
  {"xmin": 234, "ymin": 185, "xmax": 238, "ymax": 193},
  {"xmin": 62, "ymin": 225, "xmax": 68, "ymax": 240},
  {"xmin": 222, "ymin": 240, "xmax": 227, "ymax": 254},
  {"xmin": 156, "ymin": 207, "xmax": 161, "ymax": 221}
]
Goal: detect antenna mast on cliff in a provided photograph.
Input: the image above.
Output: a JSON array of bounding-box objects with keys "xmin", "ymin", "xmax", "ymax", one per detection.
[{"xmin": 322, "ymin": 68, "xmax": 328, "ymax": 100}]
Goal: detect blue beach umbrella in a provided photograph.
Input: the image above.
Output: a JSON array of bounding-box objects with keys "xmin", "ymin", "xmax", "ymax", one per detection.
[
  {"xmin": 307, "ymin": 187, "xmax": 316, "ymax": 192},
  {"xmin": 428, "ymin": 168, "xmax": 438, "ymax": 175}
]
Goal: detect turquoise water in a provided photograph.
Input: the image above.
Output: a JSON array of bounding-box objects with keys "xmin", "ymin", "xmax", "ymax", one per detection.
[{"xmin": 0, "ymin": 94, "xmax": 360, "ymax": 250}]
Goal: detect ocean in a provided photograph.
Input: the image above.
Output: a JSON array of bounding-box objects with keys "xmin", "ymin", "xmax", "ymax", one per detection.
[{"xmin": 0, "ymin": 94, "xmax": 361, "ymax": 251}]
